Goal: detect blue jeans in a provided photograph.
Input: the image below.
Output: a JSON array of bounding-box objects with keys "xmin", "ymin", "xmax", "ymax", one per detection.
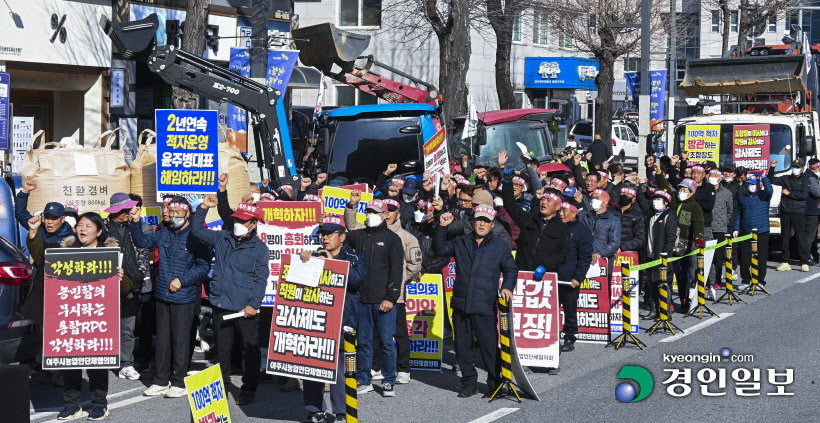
[{"xmin": 356, "ymin": 303, "xmax": 397, "ymax": 385}]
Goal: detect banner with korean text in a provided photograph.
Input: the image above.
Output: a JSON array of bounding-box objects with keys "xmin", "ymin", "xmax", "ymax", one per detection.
[
  {"xmin": 184, "ymin": 364, "xmax": 231, "ymax": 423},
  {"xmin": 256, "ymin": 201, "xmax": 322, "ymax": 307},
  {"xmin": 510, "ymin": 271, "xmax": 560, "ymax": 369},
  {"xmin": 42, "ymin": 248, "xmax": 121, "ymax": 370},
  {"xmin": 267, "ymin": 255, "xmax": 349, "ymax": 383},
  {"xmin": 442, "ymin": 259, "xmax": 456, "ymax": 327},
  {"xmin": 561, "ymin": 257, "xmax": 609, "ymax": 343},
  {"xmin": 612, "ymin": 252, "xmax": 640, "ymax": 335},
  {"xmin": 733, "ymin": 124, "xmax": 771, "ymax": 171},
  {"xmin": 684, "ymin": 125, "xmax": 720, "ymax": 165},
  {"xmin": 321, "ymin": 186, "xmax": 372, "ymax": 224},
  {"xmin": 406, "ymin": 274, "xmax": 444, "ymax": 371},
  {"xmin": 423, "ymin": 126, "xmax": 451, "ymax": 177},
  {"xmin": 155, "ymin": 109, "xmax": 219, "ymax": 201}
]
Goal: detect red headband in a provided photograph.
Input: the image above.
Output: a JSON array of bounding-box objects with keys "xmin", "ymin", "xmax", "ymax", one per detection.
[{"xmin": 561, "ymin": 202, "xmax": 578, "ymax": 213}]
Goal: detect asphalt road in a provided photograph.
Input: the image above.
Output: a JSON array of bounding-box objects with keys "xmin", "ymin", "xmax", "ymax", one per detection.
[{"xmin": 27, "ymin": 261, "xmax": 820, "ymax": 423}]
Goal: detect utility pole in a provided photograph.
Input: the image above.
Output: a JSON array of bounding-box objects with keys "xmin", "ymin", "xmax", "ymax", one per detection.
[
  {"xmin": 667, "ymin": 0, "xmax": 677, "ymax": 155},
  {"xmin": 638, "ymin": 0, "xmax": 650, "ymax": 177},
  {"xmin": 251, "ymin": 0, "xmax": 269, "ymax": 78}
]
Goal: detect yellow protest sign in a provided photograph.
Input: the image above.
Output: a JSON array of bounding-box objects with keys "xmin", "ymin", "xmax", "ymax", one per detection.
[
  {"xmin": 406, "ymin": 274, "xmax": 444, "ymax": 370},
  {"xmin": 184, "ymin": 364, "xmax": 231, "ymax": 423},
  {"xmin": 684, "ymin": 125, "xmax": 720, "ymax": 164},
  {"xmin": 321, "ymin": 186, "xmax": 373, "ymax": 224}
]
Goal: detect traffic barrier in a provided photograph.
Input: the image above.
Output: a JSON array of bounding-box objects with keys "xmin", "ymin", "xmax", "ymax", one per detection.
[
  {"xmin": 740, "ymin": 229, "xmax": 771, "ymax": 296},
  {"xmin": 344, "ymin": 331, "xmax": 358, "ymax": 423},
  {"xmin": 685, "ymin": 248, "xmax": 719, "ymax": 319},
  {"xmin": 608, "ymin": 263, "xmax": 645, "ymax": 349},
  {"xmin": 714, "ymin": 235, "xmax": 746, "ymax": 305},
  {"xmin": 489, "ymin": 297, "xmax": 521, "ymax": 403},
  {"xmin": 647, "ymin": 253, "xmax": 683, "ymax": 336}
]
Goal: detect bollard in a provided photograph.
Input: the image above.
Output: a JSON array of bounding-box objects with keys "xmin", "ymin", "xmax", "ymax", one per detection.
[
  {"xmin": 741, "ymin": 229, "xmax": 771, "ymax": 296},
  {"xmin": 489, "ymin": 297, "xmax": 521, "ymax": 403},
  {"xmin": 344, "ymin": 331, "xmax": 358, "ymax": 423},
  {"xmin": 648, "ymin": 253, "xmax": 683, "ymax": 335},
  {"xmin": 686, "ymin": 248, "xmax": 719, "ymax": 318},
  {"xmin": 608, "ymin": 263, "xmax": 645, "ymax": 349},
  {"xmin": 714, "ymin": 235, "xmax": 745, "ymax": 305}
]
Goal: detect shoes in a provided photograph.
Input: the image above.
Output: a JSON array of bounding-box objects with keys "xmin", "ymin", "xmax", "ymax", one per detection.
[
  {"xmin": 547, "ymin": 367, "xmax": 561, "ymax": 375},
  {"xmin": 356, "ymin": 382, "xmax": 374, "ymax": 395},
  {"xmin": 334, "ymin": 414, "xmax": 347, "ymax": 422},
  {"xmin": 707, "ymin": 287, "xmax": 716, "ymax": 300},
  {"xmin": 381, "ymin": 382, "xmax": 395, "ymax": 397},
  {"xmin": 143, "ymin": 384, "xmax": 170, "ymax": 396},
  {"xmin": 452, "ymin": 364, "xmax": 461, "ymax": 378},
  {"xmin": 86, "ymin": 406, "xmax": 109, "ymax": 421},
  {"xmin": 165, "ymin": 386, "xmax": 187, "ymax": 398},
  {"xmin": 715, "ymin": 283, "xmax": 722, "ymax": 290},
  {"xmin": 259, "ymin": 372, "xmax": 274, "ymax": 384},
  {"xmin": 777, "ymin": 262, "xmax": 792, "ymax": 271},
  {"xmin": 802, "ymin": 264, "xmax": 810, "ymax": 272},
  {"xmin": 562, "ymin": 339, "xmax": 576, "ymax": 352},
  {"xmin": 457, "ymin": 384, "xmax": 478, "ymax": 398},
  {"xmin": 280, "ymin": 378, "xmax": 301, "ymax": 392},
  {"xmin": 370, "ymin": 369, "xmax": 384, "ymax": 381},
  {"xmin": 396, "ymin": 372, "xmax": 411, "ymax": 384},
  {"xmin": 236, "ymin": 390, "xmax": 255, "ymax": 405},
  {"xmin": 304, "ymin": 411, "xmax": 327, "ymax": 423},
  {"xmin": 645, "ymin": 301, "xmax": 658, "ymax": 320},
  {"xmin": 736, "ymin": 283, "xmax": 749, "ymax": 291},
  {"xmin": 57, "ymin": 406, "xmax": 85, "ymax": 420},
  {"xmin": 118, "ymin": 366, "xmax": 140, "ymax": 380}
]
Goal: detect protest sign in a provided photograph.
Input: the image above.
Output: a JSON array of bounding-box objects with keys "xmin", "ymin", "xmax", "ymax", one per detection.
[
  {"xmin": 684, "ymin": 125, "xmax": 720, "ymax": 165},
  {"xmin": 267, "ymin": 255, "xmax": 349, "ymax": 383},
  {"xmin": 406, "ymin": 274, "xmax": 444, "ymax": 371},
  {"xmin": 256, "ymin": 201, "xmax": 322, "ymax": 306},
  {"xmin": 612, "ymin": 252, "xmax": 640, "ymax": 335},
  {"xmin": 12, "ymin": 116, "xmax": 33, "ymax": 173},
  {"xmin": 42, "ymin": 248, "xmax": 121, "ymax": 370},
  {"xmin": 423, "ymin": 127, "xmax": 451, "ymax": 177},
  {"xmin": 561, "ymin": 257, "xmax": 609, "ymax": 343},
  {"xmin": 184, "ymin": 364, "xmax": 231, "ymax": 423},
  {"xmin": 510, "ymin": 271, "xmax": 560, "ymax": 369},
  {"xmin": 321, "ymin": 186, "xmax": 372, "ymax": 224},
  {"xmin": 155, "ymin": 109, "xmax": 219, "ymax": 201},
  {"xmin": 317, "ymin": 183, "xmax": 371, "ymax": 198},
  {"xmin": 442, "ymin": 259, "xmax": 456, "ymax": 328},
  {"xmin": 733, "ymin": 124, "xmax": 770, "ymax": 171}
]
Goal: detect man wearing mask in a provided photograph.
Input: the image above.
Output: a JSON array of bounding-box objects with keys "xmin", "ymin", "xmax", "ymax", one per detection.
[
  {"xmin": 436, "ymin": 188, "xmax": 513, "ymax": 246},
  {"xmin": 583, "ymin": 173, "xmax": 601, "ymax": 211},
  {"xmin": 709, "ymin": 169, "xmax": 734, "ymax": 293},
  {"xmin": 643, "ymin": 190, "xmax": 678, "ymax": 319},
  {"xmin": 769, "ymin": 159, "xmax": 810, "ymax": 272},
  {"xmin": 690, "ymin": 165, "xmax": 716, "ymax": 244},
  {"xmin": 343, "ymin": 199, "xmax": 404, "ymax": 397},
  {"xmin": 433, "ymin": 206, "xmax": 517, "ymax": 398},
  {"xmin": 556, "ymin": 200, "xmax": 592, "ymax": 355},
  {"xmin": 407, "ymin": 201, "xmax": 450, "ymax": 274},
  {"xmin": 734, "ymin": 173, "xmax": 773, "ymax": 287},
  {"xmin": 192, "ymin": 198, "xmax": 269, "ymax": 405},
  {"xmin": 618, "ymin": 186, "xmax": 645, "ymax": 254},
  {"xmin": 665, "ymin": 177, "xmax": 705, "ymax": 311},
  {"xmin": 346, "ymin": 195, "xmax": 421, "ymax": 385},
  {"xmin": 400, "ymin": 178, "xmax": 420, "ymax": 228},
  {"xmin": 128, "ymin": 194, "xmax": 156, "ymax": 372},
  {"xmin": 607, "ymin": 163, "xmax": 626, "ymax": 202},
  {"xmin": 578, "ymin": 190, "xmax": 622, "ymax": 276},
  {"xmin": 14, "ymin": 179, "xmax": 74, "ymax": 243},
  {"xmin": 805, "ymin": 159, "xmax": 820, "ymax": 264},
  {"xmin": 131, "ymin": 198, "xmax": 212, "ymax": 398},
  {"xmin": 64, "ymin": 204, "xmax": 79, "ymax": 229}
]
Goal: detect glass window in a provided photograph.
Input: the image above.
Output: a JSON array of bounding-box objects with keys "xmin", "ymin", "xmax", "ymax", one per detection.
[
  {"xmin": 328, "ymin": 118, "xmax": 422, "ymax": 181},
  {"xmin": 730, "ymin": 11, "xmax": 738, "ymax": 33},
  {"xmin": 675, "ymin": 124, "xmax": 793, "ymax": 170},
  {"xmin": 768, "ymin": 15, "xmax": 776, "ymax": 32},
  {"xmin": 711, "ymin": 10, "xmax": 720, "ymax": 33},
  {"xmin": 624, "ymin": 57, "xmax": 640, "ymax": 73},
  {"xmin": 480, "ymin": 121, "xmax": 549, "ymax": 169},
  {"xmin": 533, "ymin": 11, "xmax": 548, "ymax": 45},
  {"xmin": 513, "ymin": 12, "xmax": 522, "ymax": 42},
  {"xmin": 336, "ymin": 86, "xmax": 379, "ymax": 106},
  {"xmin": 339, "ymin": 0, "xmax": 381, "ymax": 27},
  {"xmin": 514, "ymin": 92, "xmax": 525, "ymax": 109}
]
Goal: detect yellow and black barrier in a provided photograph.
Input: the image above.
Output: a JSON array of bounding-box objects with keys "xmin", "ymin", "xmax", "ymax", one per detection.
[
  {"xmin": 714, "ymin": 235, "xmax": 746, "ymax": 305},
  {"xmin": 608, "ymin": 263, "xmax": 646, "ymax": 349},
  {"xmin": 489, "ymin": 297, "xmax": 521, "ymax": 403},
  {"xmin": 685, "ymin": 248, "xmax": 719, "ymax": 319},
  {"xmin": 630, "ymin": 233, "xmax": 754, "ymax": 273},
  {"xmin": 344, "ymin": 331, "xmax": 358, "ymax": 423},
  {"xmin": 740, "ymin": 229, "xmax": 771, "ymax": 296},
  {"xmin": 647, "ymin": 253, "xmax": 683, "ymax": 335}
]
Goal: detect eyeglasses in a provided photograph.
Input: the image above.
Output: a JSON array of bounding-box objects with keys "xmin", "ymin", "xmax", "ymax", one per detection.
[
  {"xmin": 512, "ymin": 183, "xmax": 525, "ymax": 188},
  {"xmin": 458, "ymin": 198, "xmax": 472, "ymax": 204}
]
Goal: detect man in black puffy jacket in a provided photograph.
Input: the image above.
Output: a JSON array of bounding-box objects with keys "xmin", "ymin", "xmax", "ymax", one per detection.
[
  {"xmin": 556, "ymin": 200, "xmax": 592, "ymax": 354},
  {"xmin": 433, "ymin": 205, "xmax": 517, "ymax": 399},
  {"xmin": 770, "ymin": 159, "xmax": 811, "ymax": 272},
  {"xmin": 618, "ymin": 185, "xmax": 646, "ymax": 253}
]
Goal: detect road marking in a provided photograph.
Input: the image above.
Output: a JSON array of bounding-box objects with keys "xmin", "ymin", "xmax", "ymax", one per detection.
[
  {"xmin": 36, "ymin": 395, "xmax": 158, "ymax": 423},
  {"xmin": 659, "ymin": 313, "xmax": 734, "ymax": 343},
  {"xmin": 467, "ymin": 408, "xmax": 519, "ymax": 423},
  {"xmin": 795, "ymin": 273, "xmax": 820, "ymax": 283},
  {"xmin": 30, "ymin": 386, "xmax": 147, "ymax": 420}
]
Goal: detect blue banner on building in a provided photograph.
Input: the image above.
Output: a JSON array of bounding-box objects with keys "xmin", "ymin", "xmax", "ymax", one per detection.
[
  {"xmin": 625, "ymin": 70, "xmax": 667, "ymax": 128},
  {"xmin": 227, "ymin": 49, "xmax": 251, "ymax": 134},
  {"xmin": 155, "ymin": 110, "xmax": 219, "ymax": 201},
  {"xmin": 0, "ymin": 72, "xmax": 10, "ymax": 149},
  {"xmin": 524, "ymin": 57, "xmax": 599, "ymax": 90}
]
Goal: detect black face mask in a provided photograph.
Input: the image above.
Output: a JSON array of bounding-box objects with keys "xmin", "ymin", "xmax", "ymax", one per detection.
[{"xmin": 618, "ymin": 196, "xmax": 633, "ymax": 207}]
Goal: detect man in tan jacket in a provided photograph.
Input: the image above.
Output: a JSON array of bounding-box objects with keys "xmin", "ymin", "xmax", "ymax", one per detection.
[{"xmin": 347, "ymin": 192, "xmax": 422, "ymax": 385}]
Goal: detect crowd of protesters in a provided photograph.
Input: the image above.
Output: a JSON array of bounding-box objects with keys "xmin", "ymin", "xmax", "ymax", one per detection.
[{"xmin": 15, "ymin": 137, "xmax": 820, "ymax": 422}]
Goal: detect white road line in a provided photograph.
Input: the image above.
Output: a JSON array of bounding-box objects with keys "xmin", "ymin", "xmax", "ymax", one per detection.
[
  {"xmin": 30, "ymin": 386, "xmax": 147, "ymax": 420},
  {"xmin": 659, "ymin": 313, "xmax": 733, "ymax": 343},
  {"xmin": 467, "ymin": 408, "xmax": 520, "ymax": 423},
  {"xmin": 36, "ymin": 395, "xmax": 158, "ymax": 423},
  {"xmin": 795, "ymin": 273, "xmax": 820, "ymax": 283}
]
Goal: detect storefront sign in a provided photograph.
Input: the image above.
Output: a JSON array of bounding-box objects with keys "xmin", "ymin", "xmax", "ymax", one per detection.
[{"xmin": 524, "ymin": 57, "xmax": 599, "ymax": 90}]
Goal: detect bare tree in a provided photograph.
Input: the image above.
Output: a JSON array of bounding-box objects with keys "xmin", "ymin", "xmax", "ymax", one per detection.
[
  {"xmin": 173, "ymin": 0, "xmax": 210, "ymax": 109},
  {"xmin": 485, "ymin": 0, "xmax": 525, "ymax": 109},
  {"xmin": 736, "ymin": 0, "xmax": 793, "ymax": 56}
]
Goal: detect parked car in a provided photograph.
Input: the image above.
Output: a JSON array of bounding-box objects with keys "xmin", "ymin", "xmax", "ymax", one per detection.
[
  {"xmin": 567, "ymin": 120, "xmax": 594, "ymax": 149},
  {"xmin": 567, "ymin": 120, "xmax": 640, "ymax": 168}
]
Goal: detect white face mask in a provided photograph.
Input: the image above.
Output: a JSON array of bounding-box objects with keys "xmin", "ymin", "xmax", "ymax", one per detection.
[
  {"xmin": 65, "ymin": 216, "xmax": 77, "ymax": 228},
  {"xmin": 251, "ymin": 193, "xmax": 261, "ymax": 204},
  {"xmin": 493, "ymin": 197, "xmax": 504, "ymax": 207},
  {"xmin": 591, "ymin": 199, "xmax": 604, "ymax": 211},
  {"xmin": 233, "ymin": 222, "xmax": 250, "ymax": 237},
  {"xmin": 366, "ymin": 214, "xmax": 382, "ymax": 228},
  {"xmin": 723, "ymin": 177, "xmax": 734, "ymax": 183},
  {"xmin": 171, "ymin": 216, "xmax": 186, "ymax": 228},
  {"xmin": 708, "ymin": 177, "xmax": 720, "ymax": 186},
  {"xmin": 748, "ymin": 184, "xmax": 758, "ymax": 193},
  {"xmin": 678, "ymin": 192, "xmax": 689, "ymax": 201},
  {"xmin": 414, "ymin": 210, "xmax": 427, "ymax": 223},
  {"xmin": 815, "ymin": 171, "xmax": 820, "ymax": 178},
  {"xmin": 653, "ymin": 199, "xmax": 666, "ymax": 211},
  {"xmin": 792, "ymin": 168, "xmax": 802, "ymax": 176}
]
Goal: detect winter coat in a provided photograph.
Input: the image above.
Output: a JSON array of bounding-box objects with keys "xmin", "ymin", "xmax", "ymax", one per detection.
[
  {"xmin": 711, "ymin": 184, "xmax": 734, "ymax": 234},
  {"xmin": 191, "ymin": 206, "xmax": 269, "ymax": 311},
  {"xmin": 432, "ymin": 227, "xmax": 517, "ymax": 315},
  {"xmin": 405, "ymin": 219, "xmax": 450, "ymax": 274},
  {"xmin": 103, "ymin": 218, "xmax": 145, "ymax": 296},
  {"xmin": 588, "ymin": 138, "xmax": 610, "ymax": 169},
  {"xmin": 216, "ymin": 189, "xmax": 237, "ymax": 229},
  {"xmin": 501, "ymin": 178, "xmax": 571, "ymax": 271},
  {"xmin": 734, "ymin": 176, "xmax": 773, "ymax": 234},
  {"xmin": 14, "ymin": 192, "xmax": 75, "ymax": 244},
  {"xmin": 656, "ymin": 172, "xmax": 704, "ymax": 250},
  {"xmin": 558, "ymin": 220, "xmax": 593, "ymax": 283},
  {"xmin": 22, "ymin": 234, "xmax": 122, "ymax": 327},
  {"xmin": 344, "ymin": 208, "xmax": 405, "ymax": 304},
  {"xmin": 644, "ymin": 208, "xmax": 678, "ymax": 281},
  {"xmin": 619, "ymin": 205, "xmax": 646, "ymax": 252},
  {"xmin": 446, "ymin": 208, "xmax": 512, "ymax": 246},
  {"xmin": 578, "ymin": 210, "xmax": 622, "ymax": 259},
  {"xmin": 769, "ymin": 169, "xmax": 808, "ymax": 214},
  {"xmin": 693, "ymin": 182, "xmax": 716, "ymax": 227},
  {"xmin": 722, "ymin": 180, "xmax": 742, "ymax": 229},
  {"xmin": 344, "ymin": 208, "xmax": 422, "ymax": 303},
  {"xmin": 805, "ymin": 172, "xmax": 820, "ymax": 216},
  {"xmin": 135, "ymin": 221, "xmax": 154, "ymax": 294},
  {"xmin": 129, "ymin": 221, "xmax": 212, "ymax": 304}
]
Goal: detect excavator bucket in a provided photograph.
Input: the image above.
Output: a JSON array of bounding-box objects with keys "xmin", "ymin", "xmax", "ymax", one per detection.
[
  {"xmin": 680, "ymin": 54, "xmax": 809, "ymax": 95},
  {"xmin": 292, "ymin": 23, "xmax": 370, "ymax": 75}
]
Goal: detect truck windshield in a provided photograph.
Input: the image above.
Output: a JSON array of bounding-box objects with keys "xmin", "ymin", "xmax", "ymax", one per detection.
[
  {"xmin": 674, "ymin": 123, "xmax": 792, "ymax": 172},
  {"xmin": 480, "ymin": 122, "xmax": 550, "ymax": 169},
  {"xmin": 327, "ymin": 118, "xmax": 422, "ymax": 183}
]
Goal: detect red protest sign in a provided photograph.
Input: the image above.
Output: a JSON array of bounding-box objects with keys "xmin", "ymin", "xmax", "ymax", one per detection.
[
  {"xmin": 42, "ymin": 248, "xmax": 121, "ymax": 370},
  {"xmin": 560, "ymin": 257, "xmax": 610, "ymax": 343},
  {"xmin": 509, "ymin": 271, "xmax": 560, "ymax": 368},
  {"xmin": 266, "ymin": 254, "xmax": 349, "ymax": 383},
  {"xmin": 733, "ymin": 124, "xmax": 770, "ymax": 171},
  {"xmin": 317, "ymin": 183, "xmax": 371, "ymax": 198}
]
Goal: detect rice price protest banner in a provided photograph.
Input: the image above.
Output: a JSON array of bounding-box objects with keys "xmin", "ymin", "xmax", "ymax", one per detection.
[
  {"xmin": 684, "ymin": 124, "xmax": 720, "ymax": 165},
  {"xmin": 184, "ymin": 364, "xmax": 231, "ymax": 423},
  {"xmin": 611, "ymin": 252, "xmax": 639, "ymax": 335},
  {"xmin": 155, "ymin": 109, "xmax": 219, "ymax": 201},
  {"xmin": 321, "ymin": 186, "xmax": 373, "ymax": 224},
  {"xmin": 423, "ymin": 126, "xmax": 451, "ymax": 177},
  {"xmin": 561, "ymin": 257, "xmax": 609, "ymax": 343},
  {"xmin": 406, "ymin": 274, "xmax": 444, "ymax": 371},
  {"xmin": 510, "ymin": 271, "xmax": 560, "ymax": 369},
  {"xmin": 267, "ymin": 254, "xmax": 349, "ymax": 383},
  {"xmin": 733, "ymin": 124, "xmax": 770, "ymax": 171},
  {"xmin": 256, "ymin": 201, "xmax": 322, "ymax": 306},
  {"xmin": 42, "ymin": 248, "xmax": 121, "ymax": 370}
]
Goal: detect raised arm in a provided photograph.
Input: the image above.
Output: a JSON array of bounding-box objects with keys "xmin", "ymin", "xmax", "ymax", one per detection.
[{"xmin": 190, "ymin": 195, "xmax": 223, "ymax": 248}]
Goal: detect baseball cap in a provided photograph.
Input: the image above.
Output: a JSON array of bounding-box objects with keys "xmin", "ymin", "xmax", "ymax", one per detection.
[
  {"xmin": 473, "ymin": 205, "xmax": 497, "ymax": 221},
  {"xmin": 402, "ymin": 178, "xmax": 419, "ymax": 194},
  {"xmin": 651, "ymin": 190, "xmax": 672, "ymax": 202},
  {"xmin": 563, "ymin": 186, "xmax": 577, "ymax": 198},
  {"xmin": 747, "ymin": 173, "xmax": 761, "ymax": 184},
  {"xmin": 471, "ymin": 190, "xmax": 494, "ymax": 206},
  {"xmin": 64, "ymin": 204, "xmax": 79, "ymax": 215},
  {"xmin": 260, "ymin": 193, "xmax": 276, "ymax": 202},
  {"xmin": 44, "ymin": 202, "xmax": 66, "ymax": 217},
  {"xmin": 592, "ymin": 189, "xmax": 610, "ymax": 201},
  {"xmin": 791, "ymin": 158, "xmax": 806, "ymax": 168},
  {"xmin": 231, "ymin": 202, "xmax": 264, "ymax": 221},
  {"xmin": 328, "ymin": 179, "xmax": 345, "ymax": 187},
  {"xmin": 383, "ymin": 199, "xmax": 400, "ymax": 212},
  {"xmin": 318, "ymin": 215, "xmax": 346, "ymax": 233},
  {"xmin": 677, "ymin": 178, "xmax": 698, "ymax": 193},
  {"xmin": 366, "ymin": 199, "xmax": 386, "ymax": 213},
  {"xmin": 104, "ymin": 192, "xmax": 138, "ymax": 214}
]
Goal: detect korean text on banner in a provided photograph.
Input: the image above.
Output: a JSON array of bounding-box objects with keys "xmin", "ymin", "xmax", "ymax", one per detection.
[
  {"xmin": 442, "ymin": 259, "xmax": 456, "ymax": 328},
  {"xmin": 155, "ymin": 109, "xmax": 219, "ymax": 201},
  {"xmin": 0, "ymin": 72, "xmax": 9, "ymax": 149},
  {"xmin": 424, "ymin": 126, "xmax": 451, "ymax": 176},
  {"xmin": 561, "ymin": 257, "xmax": 609, "ymax": 343},
  {"xmin": 42, "ymin": 248, "xmax": 121, "ymax": 370},
  {"xmin": 267, "ymin": 255, "xmax": 349, "ymax": 384},
  {"xmin": 684, "ymin": 125, "xmax": 720, "ymax": 165},
  {"xmin": 256, "ymin": 201, "xmax": 322, "ymax": 307},
  {"xmin": 733, "ymin": 124, "xmax": 771, "ymax": 171},
  {"xmin": 611, "ymin": 252, "xmax": 639, "ymax": 335},
  {"xmin": 406, "ymin": 274, "xmax": 444, "ymax": 371},
  {"xmin": 321, "ymin": 186, "xmax": 372, "ymax": 224},
  {"xmin": 624, "ymin": 70, "xmax": 667, "ymax": 130},
  {"xmin": 226, "ymin": 49, "xmax": 250, "ymax": 152},
  {"xmin": 184, "ymin": 364, "xmax": 231, "ymax": 423},
  {"xmin": 12, "ymin": 116, "xmax": 34, "ymax": 173},
  {"xmin": 510, "ymin": 271, "xmax": 560, "ymax": 369}
]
